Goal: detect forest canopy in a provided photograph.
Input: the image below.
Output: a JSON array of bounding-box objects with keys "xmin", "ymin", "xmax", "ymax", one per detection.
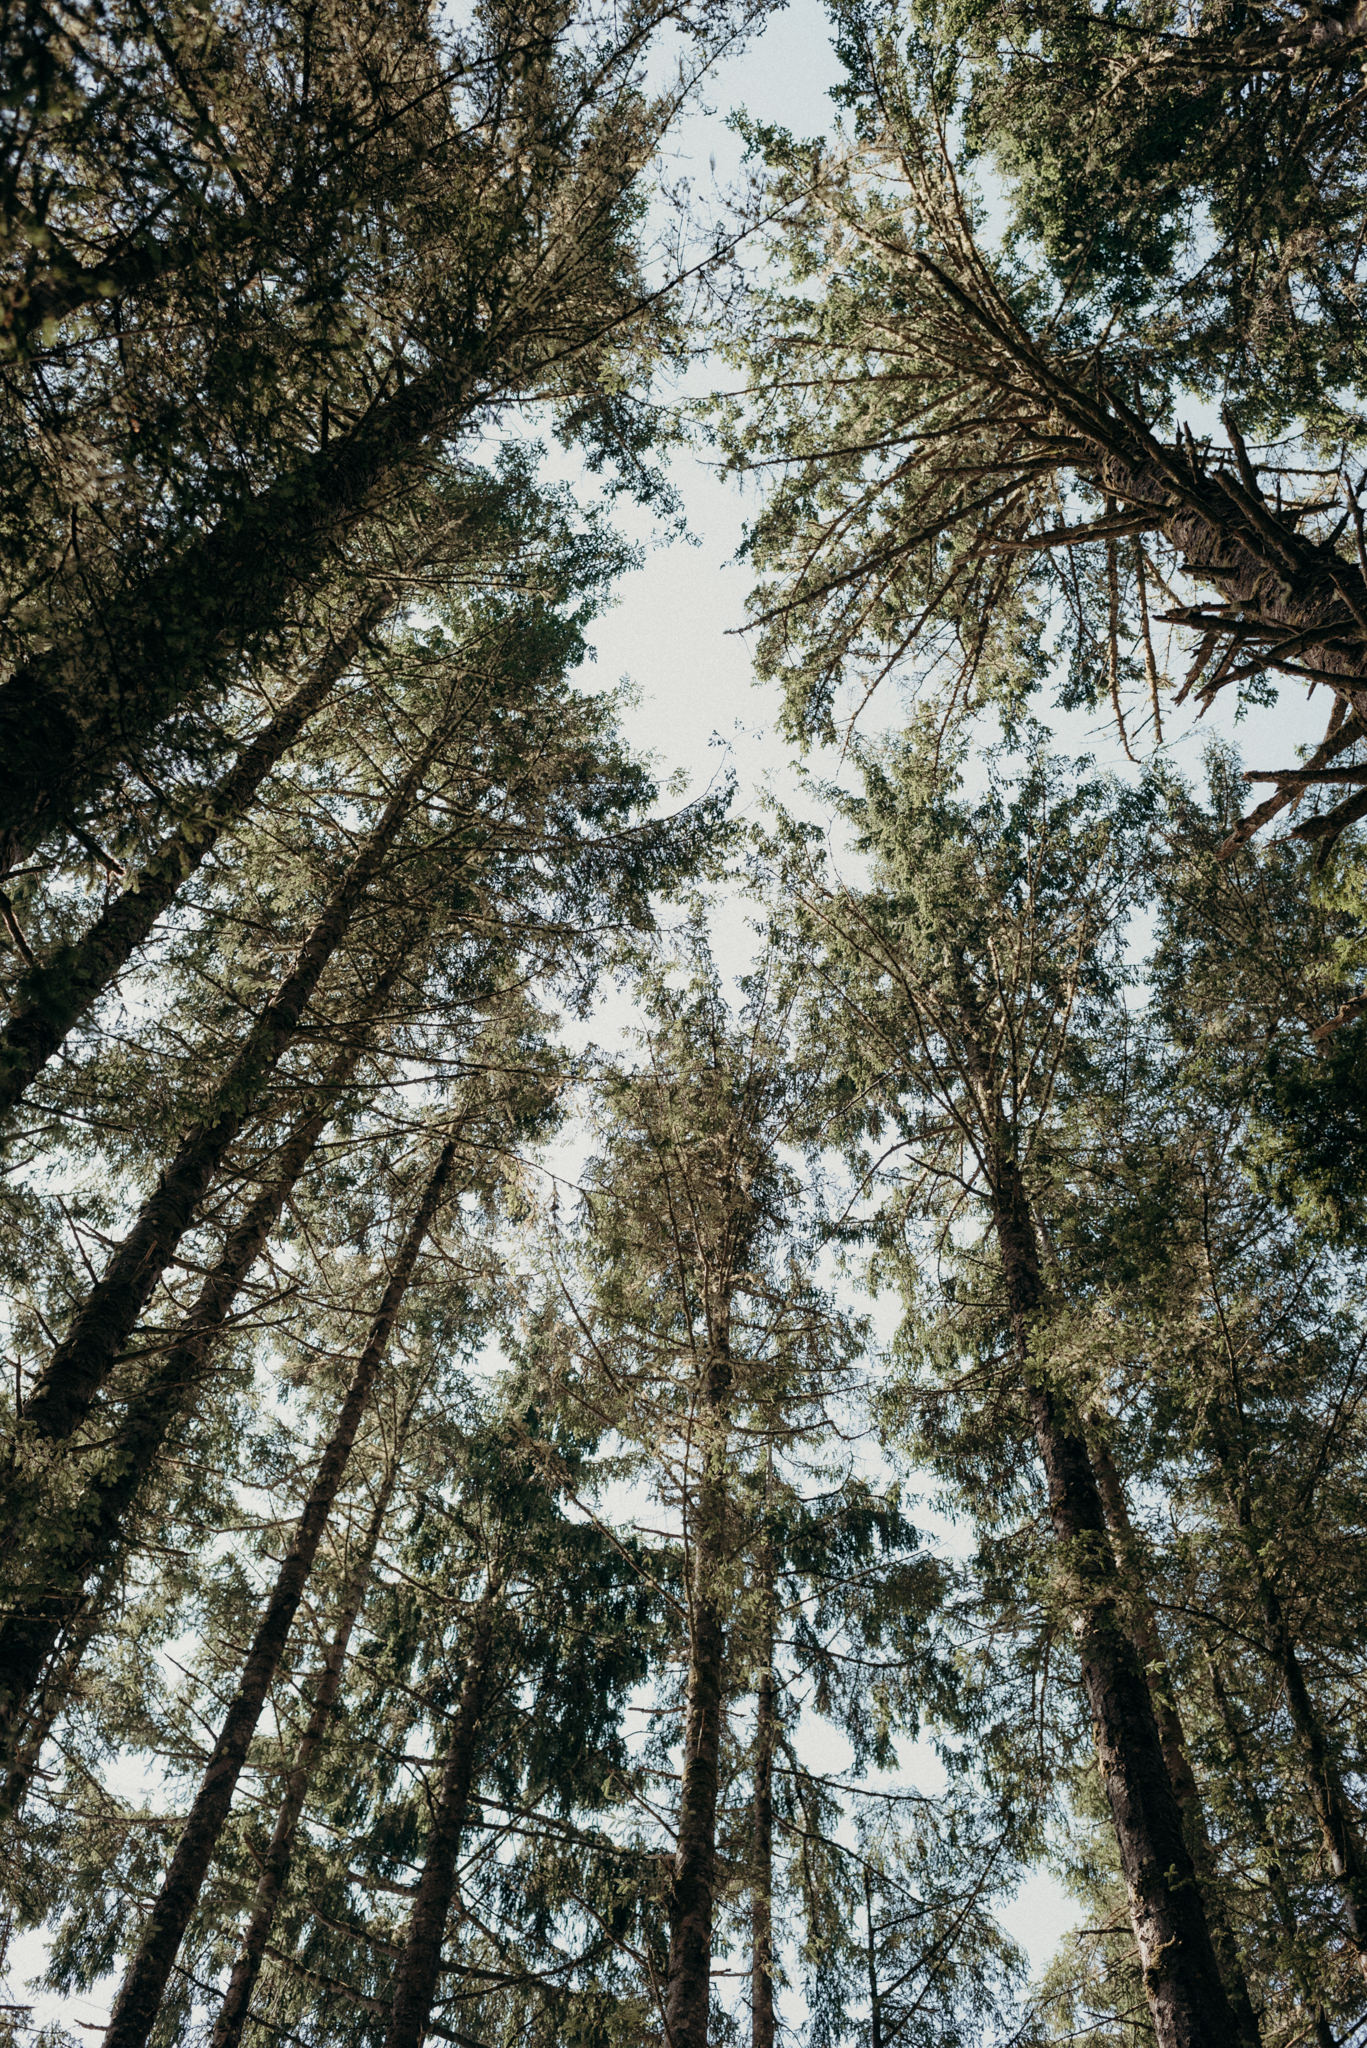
[{"xmin": 2, "ymin": 3, "xmax": 1367, "ymax": 2047}]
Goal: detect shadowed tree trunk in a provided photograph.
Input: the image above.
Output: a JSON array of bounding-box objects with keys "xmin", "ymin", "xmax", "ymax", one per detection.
[
  {"xmin": 18, "ymin": 732, "xmax": 437, "ymax": 1445},
  {"xmin": 1090, "ymin": 1438, "xmax": 1262, "ymax": 2048},
  {"xmin": 0, "ymin": 602, "xmax": 381, "ymax": 1117},
  {"xmin": 0, "ymin": 955, "xmax": 406, "ymax": 1787},
  {"xmin": 0, "ymin": 355, "xmax": 478, "ymax": 877},
  {"xmin": 863, "ymin": 1866, "xmax": 883, "ymax": 2048},
  {"xmin": 212, "ymin": 1394, "xmax": 416, "ymax": 2048},
  {"xmin": 750, "ymin": 1472, "xmax": 776, "ymax": 2048},
  {"xmin": 1205, "ymin": 1653, "xmax": 1336, "ymax": 2048},
  {"xmin": 1204, "ymin": 1409, "xmax": 1367, "ymax": 1983},
  {"xmin": 989, "ymin": 1146, "xmax": 1239, "ymax": 2048},
  {"xmin": 665, "ymin": 1332, "xmax": 732, "ymax": 2048},
  {"xmin": 101, "ymin": 1137, "xmax": 458, "ymax": 2048},
  {"xmin": 382, "ymin": 1581, "xmax": 501, "ymax": 2048}
]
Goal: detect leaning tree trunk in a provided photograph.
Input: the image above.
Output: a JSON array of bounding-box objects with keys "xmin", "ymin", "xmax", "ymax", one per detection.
[
  {"xmin": 0, "ymin": 352, "xmax": 477, "ymax": 878},
  {"xmin": 990, "ymin": 1157, "xmax": 1239, "ymax": 2048},
  {"xmin": 1090, "ymin": 1438, "xmax": 1262, "ymax": 2048},
  {"xmin": 101, "ymin": 1139, "xmax": 458, "ymax": 2048},
  {"xmin": 382, "ymin": 1582, "xmax": 500, "ymax": 2048},
  {"xmin": 666, "ymin": 1336, "xmax": 733, "ymax": 2048},
  {"xmin": 1204, "ymin": 1409, "xmax": 1367, "ymax": 1982},
  {"xmin": 1205, "ymin": 1652, "xmax": 1336, "ymax": 2048},
  {"xmin": 17, "ymin": 731, "xmax": 436, "ymax": 1446},
  {"xmin": 0, "ymin": 602, "xmax": 381, "ymax": 1117},
  {"xmin": 211, "ymin": 1393, "xmax": 416, "ymax": 2048},
  {"xmin": 0, "ymin": 955, "xmax": 406, "ymax": 1785},
  {"xmin": 750, "ymin": 1478, "xmax": 777, "ymax": 2048}
]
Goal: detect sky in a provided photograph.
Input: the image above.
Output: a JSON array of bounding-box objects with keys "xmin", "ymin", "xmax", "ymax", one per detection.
[{"xmin": 6, "ymin": 0, "xmax": 1333, "ymax": 2032}]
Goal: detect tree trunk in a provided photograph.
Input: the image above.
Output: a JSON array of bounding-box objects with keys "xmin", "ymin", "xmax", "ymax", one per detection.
[
  {"xmin": 666, "ymin": 1340, "xmax": 732, "ymax": 2048},
  {"xmin": 751, "ymin": 1501, "xmax": 776, "ymax": 2048},
  {"xmin": 101, "ymin": 1139, "xmax": 457, "ymax": 2048},
  {"xmin": 1204, "ymin": 1412, "xmax": 1367, "ymax": 1981},
  {"xmin": 1206, "ymin": 1653, "xmax": 1336, "ymax": 2048},
  {"xmin": 211, "ymin": 1400, "xmax": 414, "ymax": 2048},
  {"xmin": 0, "ymin": 605, "xmax": 379, "ymax": 1117},
  {"xmin": 19, "ymin": 735, "xmax": 435, "ymax": 1445},
  {"xmin": 383, "ymin": 1583, "xmax": 500, "ymax": 2048},
  {"xmin": 863, "ymin": 1866, "xmax": 882, "ymax": 2048},
  {"xmin": 0, "ymin": 354, "xmax": 471, "ymax": 878},
  {"xmin": 991, "ymin": 1159, "xmax": 1239, "ymax": 2048},
  {"xmin": 1090, "ymin": 1438, "xmax": 1262, "ymax": 2048},
  {"xmin": 0, "ymin": 956, "xmax": 404, "ymax": 1788}
]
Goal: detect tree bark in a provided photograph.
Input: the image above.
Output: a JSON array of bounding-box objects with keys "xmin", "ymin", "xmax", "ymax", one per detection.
[
  {"xmin": 1090, "ymin": 1438, "xmax": 1262, "ymax": 2048},
  {"xmin": 0, "ymin": 355, "xmax": 473, "ymax": 877},
  {"xmin": 863, "ymin": 1866, "xmax": 883, "ymax": 2048},
  {"xmin": 211, "ymin": 1404, "xmax": 413, "ymax": 2048},
  {"xmin": 19, "ymin": 734, "xmax": 434, "ymax": 1444},
  {"xmin": 751, "ymin": 1498, "xmax": 776, "ymax": 2048},
  {"xmin": 101, "ymin": 1138, "xmax": 457, "ymax": 2048},
  {"xmin": 1204, "ymin": 1411, "xmax": 1367, "ymax": 1981},
  {"xmin": 382, "ymin": 1583, "xmax": 500, "ymax": 2048},
  {"xmin": 0, "ymin": 605, "xmax": 379, "ymax": 1117},
  {"xmin": 991, "ymin": 1158, "xmax": 1239, "ymax": 2048},
  {"xmin": 665, "ymin": 1337, "xmax": 732, "ymax": 2048},
  {"xmin": 0, "ymin": 957, "xmax": 405, "ymax": 1785},
  {"xmin": 1206, "ymin": 1653, "xmax": 1336, "ymax": 2048}
]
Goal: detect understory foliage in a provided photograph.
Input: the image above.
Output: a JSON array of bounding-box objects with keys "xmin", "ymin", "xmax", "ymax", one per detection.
[{"xmin": 3, "ymin": 3, "xmax": 1367, "ymax": 2048}]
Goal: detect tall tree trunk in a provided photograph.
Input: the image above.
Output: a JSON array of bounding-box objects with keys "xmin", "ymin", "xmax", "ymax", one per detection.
[
  {"xmin": 19, "ymin": 734, "xmax": 435, "ymax": 1445},
  {"xmin": 382, "ymin": 1581, "xmax": 500, "ymax": 2048},
  {"xmin": 862, "ymin": 1866, "xmax": 883, "ymax": 2048},
  {"xmin": 101, "ymin": 1139, "xmax": 458, "ymax": 2048},
  {"xmin": 750, "ymin": 1489, "xmax": 776, "ymax": 2048},
  {"xmin": 0, "ymin": 957, "xmax": 405, "ymax": 1788},
  {"xmin": 0, "ymin": 605, "xmax": 380, "ymax": 1117},
  {"xmin": 1204, "ymin": 1411, "xmax": 1367, "ymax": 1981},
  {"xmin": 1090, "ymin": 1438, "xmax": 1262, "ymax": 2048},
  {"xmin": 666, "ymin": 1338, "xmax": 732, "ymax": 2048},
  {"xmin": 1206, "ymin": 1653, "xmax": 1336, "ymax": 2048},
  {"xmin": 212, "ymin": 1395, "xmax": 415, "ymax": 2048},
  {"xmin": 990, "ymin": 1157, "xmax": 1239, "ymax": 2048},
  {"xmin": 0, "ymin": 354, "xmax": 475, "ymax": 877}
]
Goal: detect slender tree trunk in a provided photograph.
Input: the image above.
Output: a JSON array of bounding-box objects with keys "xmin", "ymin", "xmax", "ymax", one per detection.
[
  {"xmin": 0, "ymin": 956, "xmax": 405, "ymax": 1789},
  {"xmin": 20, "ymin": 734, "xmax": 435, "ymax": 1445},
  {"xmin": 212, "ymin": 1397, "xmax": 415, "ymax": 2048},
  {"xmin": 751, "ymin": 1492, "xmax": 776, "ymax": 2048},
  {"xmin": 101, "ymin": 1139, "xmax": 457, "ymax": 2048},
  {"xmin": 1206, "ymin": 1653, "xmax": 1336, "ymax": 2048},
  {"xmin": 0, "ymin": 606, "xmax": 379, "ymax": 1117},
  {"xmin": 666, "ymin": 1339, "xmax": 732, "ymax": 2048},
  {"xmin": 383, "ymin": 1583, "xmax": 500, "ymax": 2048},
  {"xmin": 990, "ymin": 1157, "xmax": 1239, "ymax": 2048},
  {"xmin": 0, "ymin": 352, "xmax": 475, "ymax": 876},
  {"xmin": 863, "ymin": 1866, "xmax": 882, "ymax": 2048},
  {"xmin": 1204, "ymin": 1412, "xmax": 1367, "ymax": 1981},
  {"xmin": 1090, "ymin": 1438, "xmax": 1262, "ymax": 2048}
]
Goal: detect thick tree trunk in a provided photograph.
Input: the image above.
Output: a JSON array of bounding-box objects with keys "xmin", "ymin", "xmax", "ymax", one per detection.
[
  {"xmin": 0, "ymin": 958, "xmax": 404, "ymax": 1788},
  {"xmin": 101, "ymin": 1139, "xmax": 457, "ymax": 2048},
  {"xmin": 665, "ymin": 1341, "xmax": 732, "ymax": 2048},
  {"xmin": 0, "ymin": 356, "xmax": 471, "ymax": 877},
  {"xmin": 1090, "ymin": 1439, "xmax": 1262, "ymax": 2048},
  {"xmin": 0, "ymin": 607, "xmax": 378, "ymax": 1117},
  {"xmin": 383, "ymin": 1584, "xmax": 500, "ymax": 2048},
  {"xmin": 1205, "ymin": 1414, "xmax": 1367, "ymax": 1981},
  {"xmin": 212, "ymin": 1409, "xmax": 412, "ymax": 2048},
  {"xmin": 1206, "ymin": 1653, "xmax": 1336, "ymax": 2048},
  {"xmin": 20, "ymin": 736, "xmax": 434, "ymax": 1445},
  {"xmin": 750, "ymin": 1522, "xmax": 776, "ymax": 2048},
  {"xmin": 991, "ymin": 1160, "xmax": 1239, "ymax": 2048}
]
